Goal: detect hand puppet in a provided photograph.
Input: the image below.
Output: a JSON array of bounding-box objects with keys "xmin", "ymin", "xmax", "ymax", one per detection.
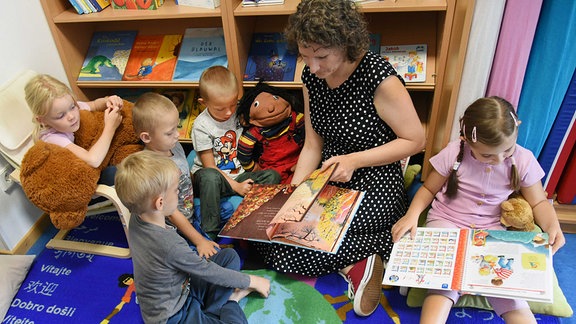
[
  {"xmin": 20, "ymin": 100, "xmax": 143, "ymax": 230},
  {"xmin": 236, "ymin": 81, "xmax": 304, "ymax": 184}
]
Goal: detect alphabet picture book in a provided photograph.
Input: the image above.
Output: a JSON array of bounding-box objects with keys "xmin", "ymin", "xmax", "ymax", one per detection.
[
  {"xmin": 219, "ymin": 164, "xmax": 364, "ymax": 254},
  {"xmin": 243, "ymin": 32, "xmax": 297, "ymax": 82},
  {"xmin": 380, "ymin": 44, "xmax": 427, "ymax": 82},
  {"xmin": 172, "ymin": 27, "xmax": 228, "ymax": 82},
  {"xmin": 383, "ymin": 228, "xmax": 554, "ymax": 302},
  {"xmin": 78, "ymin": 30, "xmax": 138, "ymax": 81},
  {"xmin": 122, "ymin": 34, "xmax": 182, "ymax": 81}
]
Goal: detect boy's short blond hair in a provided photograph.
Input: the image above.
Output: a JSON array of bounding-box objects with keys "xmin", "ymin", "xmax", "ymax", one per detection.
[
  {"xmin": 115, "ymin": 150, "xmax": 180, "ymax": 215},
  {"xmin": 132, "ymin": 92, "xmax": 178, "ymax": 135},
  {"xmin": 198, "ymin": 66, "xmax": 238, "ymax": 102}
]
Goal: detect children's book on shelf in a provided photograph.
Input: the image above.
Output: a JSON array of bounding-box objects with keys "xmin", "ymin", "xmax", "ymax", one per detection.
[
  {"xmin": 243, "ymin": 32, "xmax": 297, "ymax": 82},
  {"xmin": 172, "ymin": 27, "xmax": 228, "ymax": 82},
  {"xmin": 369, "ymin": 33, "xmax": 381, "ymax": 55},
  {"xmin": 176, "ymin": 0, "xmax": 220, "ymax": 8},
  {"xmin": 380, "ymin": 44, "xmax": 427, "ymax": 82},
  {"xmin": 383, "ymin": 227, "xmax": 554, "ymax": 303},
  {"xmin": 219, "ymin": 163, "xmax": 364, "ymax": 254},
  {"xmin": 78, "ymin": 30, "xmax": 138, "ymax": 81},
  {"xmin": 111, "ymin": 0, "xmax": 164, "ymax": 9},
  {"xmin": 169, "ymin": 88, "xmax": 205, "ymax": 140},
  {"xmin": 241, "ymin": 0, "xmax": 285, "ymax": 6},
  {"xmin": 122, "ymin": 34, "xmax": 182, "ymax": 81}
]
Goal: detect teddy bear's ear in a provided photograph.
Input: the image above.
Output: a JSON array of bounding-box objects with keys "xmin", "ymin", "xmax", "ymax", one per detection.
[
  {"xmin": 50, "ymin": 208, "xmax": 88, "ymax": 230},
  {"xmin": 20, "ymin": 142, "xmax": 51, "ymax": 178},
  {"xmin": 500, "ymin": 201, "xmax": 513, "ymax": 212}
]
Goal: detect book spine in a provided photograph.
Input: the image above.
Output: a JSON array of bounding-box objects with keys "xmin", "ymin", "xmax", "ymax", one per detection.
[
  {"xmin": 451, "ymin": 228, "xmax": 469, "ymax": 291},
  {"xmin": 88, "ymin": 0, "xmax": 102, "ymax": 11},
  {"xmin": 84, "ymin": 0, "xmax": 98, "ymax": 12},
  {"xmin": 68, "ymin": 0, "xmax": 84, "ymax": 14}
]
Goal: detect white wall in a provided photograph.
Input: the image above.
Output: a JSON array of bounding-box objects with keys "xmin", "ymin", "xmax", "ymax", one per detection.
[{"xmin": 0, "ymin": 1, "xmax": 68, "ymax": 251}]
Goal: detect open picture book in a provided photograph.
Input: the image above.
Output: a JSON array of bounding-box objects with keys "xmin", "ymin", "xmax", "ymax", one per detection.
[
  {"xmin": 218, "ymin": 164, "xmax": 364, "ymax": 253},
  {"xmin": 383, "ymin": 227, "xmax": 553, "ymax": 303}
]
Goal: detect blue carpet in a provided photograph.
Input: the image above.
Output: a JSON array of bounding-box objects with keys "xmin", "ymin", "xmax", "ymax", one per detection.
[{"xmin": 11, "ymin": 211, "xmax": 576, "ymax": 323}]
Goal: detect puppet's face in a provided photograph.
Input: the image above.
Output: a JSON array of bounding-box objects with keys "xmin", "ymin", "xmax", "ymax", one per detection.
[{"xmin": 249, "ymin": 92, "xmax": 292, "ymax": 127}]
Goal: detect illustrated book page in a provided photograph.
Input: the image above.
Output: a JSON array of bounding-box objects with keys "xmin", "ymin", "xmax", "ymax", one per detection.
[
  {"xmin": 383, "ymin": 228, "xmax": 553, "ymax": 302},
  {"xmin": 122, "ymin": 34, "xmax": 182, "ymax": 81},
  {"xmin": 243, "ymin": 32, "xmax": 297, "ymax": 82},
  {"xmin": 219, "ymin": 164, "xmax": 364, "ymax": 253},
  {"xmin": 380, "ymin": 44, "xmax": 427, "ymax": 82}
]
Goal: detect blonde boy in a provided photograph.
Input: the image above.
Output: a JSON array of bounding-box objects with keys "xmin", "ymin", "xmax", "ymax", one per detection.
[
  {"xmin": 115, "ymin": 151, "xmax": 270, "ymax": 323},
  {"xmin": 191, "ymin": 66, "xmax": 281, "ymax": 237},
  {"xmin": 132, "ymin": 92, "xmax": 218, "ymax": 257}
]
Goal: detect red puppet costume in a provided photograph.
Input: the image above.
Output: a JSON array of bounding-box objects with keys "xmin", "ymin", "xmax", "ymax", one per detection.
[{"xmin": 237, "ymin": 81, "xmax": 304, "ymax": 184}]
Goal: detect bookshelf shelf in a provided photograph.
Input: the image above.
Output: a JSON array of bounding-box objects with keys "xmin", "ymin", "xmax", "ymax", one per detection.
[{"xmin": 40, "ymin": 0, "xmax": 473, "ymax": 171}]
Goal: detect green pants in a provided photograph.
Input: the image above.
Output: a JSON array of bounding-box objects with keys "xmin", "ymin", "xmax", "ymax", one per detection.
[{"xmin": 192, "ymin": 168, "xmax": 280, "ymax": 234}]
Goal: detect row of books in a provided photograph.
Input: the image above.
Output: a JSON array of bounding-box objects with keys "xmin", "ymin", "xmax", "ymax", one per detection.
[
  {"xmin": 68, "ymin": 0, "xmax": 109, "ymax": 14},
  {"xmin": 78, "ymin": 28, "xmax": 227, "ymax": 82},
  {"xmin": 78, "ymin": 28, "xmax": 427, "ymax": 83}
]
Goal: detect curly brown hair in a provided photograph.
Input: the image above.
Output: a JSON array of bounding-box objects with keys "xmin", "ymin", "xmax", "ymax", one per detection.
[{"xmin": 284, "ymin": 0, "xmax": 369, "ymax": 62}]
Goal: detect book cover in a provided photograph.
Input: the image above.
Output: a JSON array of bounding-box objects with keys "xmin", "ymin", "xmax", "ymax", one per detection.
[
  {"xmin": 219, "ymin": 164, "xmax": 364, "ymax": 254},
  {"xmin": 242, "ymin": 0, "xmax": 285, "ymax": 6},
  {"xmin": 122, "ymin": 34, "xmax": 182, "ymax": 81},
  {"xmin": 111, "ymin": 0, "xmax": 164, "ymax": 9},
  {"xmin": 78, "ymin": 30, "xmax": 138, "ymax": 81},
  {"xmin": 176, "ymin": 0, "xmax": 220, "ymax": 8},
  {"xmin": 243, "ymin": 32, "xmax": 297, "ymax": 82},
  {"xmin": 383, "ymin": 228, "xmax": 554, "ymax": 303},
  {"xmin": 172, "ymin": 27, "xmax": 228, "ymax": 82},
  {"xmin": 380, "ymin": 44, "xmax": 427, "ymax": 82},
  {"xmin": 68, "ymin": 0, "xmax": 85, "ymax": 14},
  {"xmin": 369, "ymin": 33, "xmax": 381, "ymax": 54}
]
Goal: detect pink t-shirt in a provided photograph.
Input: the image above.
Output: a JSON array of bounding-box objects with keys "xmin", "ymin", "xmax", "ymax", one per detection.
[
  {"xmin": 427, "ymin": 140, "xmax": 544, "ymax": 229},
  {"xmin": 39, "ymin": 101, "xmax": 90, "ymax": 147}
]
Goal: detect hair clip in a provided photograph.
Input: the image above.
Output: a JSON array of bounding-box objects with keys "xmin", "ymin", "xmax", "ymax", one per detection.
[
  {"xmin": 452, "ymin": 161, "xmax": 461, "ymax": 171},
  {"xmin": 509, "ymin": 111, "xmax": 519, "ymax": 127},
  {"xmin": 471, "ymin": 127, "xmax": 477, "ymax": 143}
]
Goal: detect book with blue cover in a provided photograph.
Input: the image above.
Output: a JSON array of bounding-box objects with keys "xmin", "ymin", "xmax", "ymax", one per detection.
[
  {"xmin": 172, "ymin": 27, "xmax": 228, "ymax": 82},
  {"xmin": 78, "ymin": 30, "xmax": 138, "ymax": 81},
  {"xmin": 243, "ymin": 32, "xmax": 297, "ymax": 82}
]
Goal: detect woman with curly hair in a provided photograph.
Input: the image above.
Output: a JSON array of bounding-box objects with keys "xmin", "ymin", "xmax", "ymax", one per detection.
[{"xmin": 254, "ymin": 0, "xmax": 425, "ymax": 317}]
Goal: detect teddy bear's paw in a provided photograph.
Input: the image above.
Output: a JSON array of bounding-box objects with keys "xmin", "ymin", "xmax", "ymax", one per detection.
[{"xmin": 50, "ymin": 208, "xmax": 88, "ymax": 230}]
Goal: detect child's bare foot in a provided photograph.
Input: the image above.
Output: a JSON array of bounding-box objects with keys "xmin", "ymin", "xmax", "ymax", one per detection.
[{"xmin": 229, "ymin": 288, "xmax": 253, "ymax": 302}]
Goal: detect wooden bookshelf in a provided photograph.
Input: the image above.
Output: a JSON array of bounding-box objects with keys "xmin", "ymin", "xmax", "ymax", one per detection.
[{"xmin": 40, "ymin": 0, "xmax": 474, "ymax": 168}]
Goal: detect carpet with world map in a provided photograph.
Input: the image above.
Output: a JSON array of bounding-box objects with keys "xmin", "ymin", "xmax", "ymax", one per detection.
[{"xmin": 5, "ymin": 211, "xmax": 568, "ymax": 323}]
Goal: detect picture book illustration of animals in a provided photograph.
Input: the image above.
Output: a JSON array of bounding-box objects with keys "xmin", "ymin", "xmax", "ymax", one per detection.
[
  {"xmin": 172, "ymin": 27, "xmax": 228, "ymax": 82},
  {"xmin": 219, "ymin": 163, "xmax": 364, "ymax": 254},
  {"xmin": 380, "ymin": 44, "xmax": 427, "ymax": 82},
  {"xmin": 122, "ymin": 34, "xmax": 182, "ymax": 81},
  {"xmin": 383, "ymin": 228, "xmax": 554, "ymax": 302},
  {"xmin": 78, "ymin": 30, "xmax": 138, "ymax": 81},
  {"xmin": 243, "ymin": 32, "xmax": 297, "ymax": 82}
]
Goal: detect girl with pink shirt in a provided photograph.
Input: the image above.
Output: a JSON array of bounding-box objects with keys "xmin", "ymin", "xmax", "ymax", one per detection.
[
  {"xmin": 392, "ymin": 96, "xmax": 565, "ymax": 324},
  {"xmin": 25, "ymin": 74, "xmax": 123, "ymax": 184}
]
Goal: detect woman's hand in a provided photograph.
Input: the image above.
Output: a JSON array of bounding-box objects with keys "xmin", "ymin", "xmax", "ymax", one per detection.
[{"xmin": 322, "ymin": 155, "xmax": 357, "ymax": 183}]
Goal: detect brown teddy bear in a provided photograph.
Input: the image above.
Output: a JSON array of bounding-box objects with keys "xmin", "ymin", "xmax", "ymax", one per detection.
[
  {"xmin": 500, "ymin": 194, "xmax": 536, "ymax": 232},
  {"xmin": 20, "ymin": 100, "xmax": 143, "ymax": 230}
]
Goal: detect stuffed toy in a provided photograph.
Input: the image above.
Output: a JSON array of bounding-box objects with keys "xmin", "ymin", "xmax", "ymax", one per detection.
[
  {"xmin": 500, "ymin": 194, "xmax": 536, "ymax": 232},
  {"xmin": 236, "ymin": 81, "xmax": 304, "ymax": 184},
  {"xmin": 20, "ymin": 100, "xmax": 143, "ymax": 230}
]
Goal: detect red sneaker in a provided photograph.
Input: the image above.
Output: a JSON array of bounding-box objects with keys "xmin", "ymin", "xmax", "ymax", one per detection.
[{"xmin": 342, "ymin": 254, "xmax": 384, "ymax": 316}]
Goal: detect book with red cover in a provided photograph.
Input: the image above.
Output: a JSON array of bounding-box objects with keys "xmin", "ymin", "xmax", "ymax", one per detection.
[{"xmin": 122, "ymin": 34, "xmax": 182, "ymax": 81}]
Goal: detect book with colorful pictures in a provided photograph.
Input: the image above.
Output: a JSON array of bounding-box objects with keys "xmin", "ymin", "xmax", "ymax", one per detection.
[
  {"xmin": 383, "ymin": 227, "xmax": 554, "ymax": 302},
  {"xmin": 78, "ymin": 30, "xmax": 138, "ymax": 81},
  {"xmin": 172, "ymin": 27, "xmax": 228, "ymax": 82},
  {"xmin": 380, "ymin": 44, "xmax": 427, "ymax": 82},
  {"xmin": 243, "ymin": 32, "xmax": 297, "ymax": 82},
  {"xmin": 122, "ymin": 34, "xmax": 182, "ymax": 81},
  {"xmin": 219, "ymin": 163, "xmax": 364, "ymax": 254}
]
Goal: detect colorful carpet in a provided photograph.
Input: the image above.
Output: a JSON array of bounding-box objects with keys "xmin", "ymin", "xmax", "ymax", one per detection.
[{"xmin": 5, "ymin": 211, "xmax": 574, "ymax": 323}]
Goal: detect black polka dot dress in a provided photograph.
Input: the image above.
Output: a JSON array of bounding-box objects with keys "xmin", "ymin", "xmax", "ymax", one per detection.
[{"xmin": 255, "ymin": 51, "xmax": 408, "ymax": 276}]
